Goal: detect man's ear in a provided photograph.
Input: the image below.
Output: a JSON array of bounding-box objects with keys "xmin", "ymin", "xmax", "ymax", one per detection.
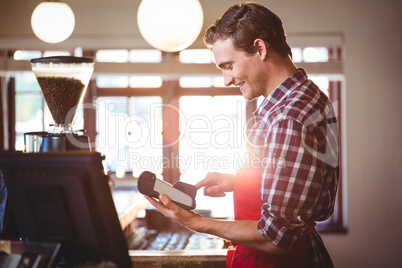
[{"xmin": 254, "ymin": 39, "xmax": 269, "ymax": 60}]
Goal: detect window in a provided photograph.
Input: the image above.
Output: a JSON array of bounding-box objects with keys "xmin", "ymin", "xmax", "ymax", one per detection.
[
  {"xmin": 96, "ymin": 49, "xmax": 162, "ymax": 63},
  {"xmin": 179, "ymin": 49, "xmax": 214, "ymax": 64},
  {"xmin": 97, "ymin": 75, "xmax": 129, "ymax": 88},
  {"xmin": 179, "ymin": 95, "xmax": 246, "ymax": 217},
  {"xmin": 96, "ymin": 96, "xmax": 163, "ymax": 178},
  {"xmin": 179, "ymin": 96, "xmax": 247, "ymax": 179},
  {"xmin": 14, "ymin": 72, "xmax": 46, "ymax": 150},
  {"xmin": 14, "ymin": 50, "xmax": 42, "ymax": 61},
  {"xmin": 96, "ymin": 49, "xmax": 129, "ymax": 63},
  {"xmin": 130, "ymin": 49, "xmax": 162, "ymax": 63}
]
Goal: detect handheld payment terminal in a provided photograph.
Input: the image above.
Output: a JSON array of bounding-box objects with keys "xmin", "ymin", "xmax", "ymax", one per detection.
[{"xmin": 138, "ymin": 171, "xmax": 197, "ymax": 210}]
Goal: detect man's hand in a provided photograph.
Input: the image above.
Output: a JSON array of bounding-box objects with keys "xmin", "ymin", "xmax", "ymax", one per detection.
[
  {"xmin": 196, "ymin": 172, "xmax": 236, "ymax": 197},
  {"xmin": 143, "ymin": 193, "xmax": 290, "ymax": 256},
  {"xmin": 143, "ymin": 194, "xmax": 204, "ymax": 231}
]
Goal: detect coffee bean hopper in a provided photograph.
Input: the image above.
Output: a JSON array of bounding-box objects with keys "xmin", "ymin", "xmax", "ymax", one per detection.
[{"xmin": 25, "ymin": 56, "xmax": 94, "ymax": 152}]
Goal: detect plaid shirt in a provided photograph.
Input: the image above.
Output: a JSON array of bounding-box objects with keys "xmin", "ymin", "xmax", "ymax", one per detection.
[{"xmin": 248, "ymin": 68, "xmax": 339, "ymax": 267}]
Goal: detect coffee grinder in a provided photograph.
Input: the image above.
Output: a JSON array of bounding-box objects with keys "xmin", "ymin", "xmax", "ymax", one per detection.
[{"xmin": 24, "ymin": 56, "xmax": 94, "ymax": 152}]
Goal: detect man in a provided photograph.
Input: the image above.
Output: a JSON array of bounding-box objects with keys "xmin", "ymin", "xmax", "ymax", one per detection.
[{"xmin": 144, "ymin": 2, "xmax": 339, "ymax": 267}]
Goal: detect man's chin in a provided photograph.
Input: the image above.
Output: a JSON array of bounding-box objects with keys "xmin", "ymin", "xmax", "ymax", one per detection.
[{"xmin": 242, "ymin": 93, "xmax": 254, "ymax": 101}]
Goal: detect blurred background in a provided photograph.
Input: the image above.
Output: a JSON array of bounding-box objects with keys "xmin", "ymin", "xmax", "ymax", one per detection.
[{"xmin": 0, "ymin": 0, "xmax": 401, "ymax": 267}]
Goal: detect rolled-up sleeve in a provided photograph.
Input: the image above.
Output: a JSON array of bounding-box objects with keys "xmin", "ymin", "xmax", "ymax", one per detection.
[{"xmin": 257, "ymin": 118, "xmax": 326, "ymax": 249}]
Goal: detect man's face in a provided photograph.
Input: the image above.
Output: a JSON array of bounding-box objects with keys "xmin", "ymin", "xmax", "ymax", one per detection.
[{"xmin": 213, "ymin": 39, "xmax": 266, "ymax": 101}]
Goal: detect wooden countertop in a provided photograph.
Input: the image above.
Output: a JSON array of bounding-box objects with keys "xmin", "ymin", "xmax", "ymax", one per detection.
[{"xmin": 129, "ymin": 249, "xmax": 227, "ymax": 268}]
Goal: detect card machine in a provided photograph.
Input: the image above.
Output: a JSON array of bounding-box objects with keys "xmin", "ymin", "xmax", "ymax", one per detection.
[{"xmin": 138, "ymin": 171, "xmax": 197, "ymax": 210}]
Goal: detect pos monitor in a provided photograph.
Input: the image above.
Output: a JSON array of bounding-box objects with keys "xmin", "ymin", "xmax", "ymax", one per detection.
[{"xmin": 0, "ymin": 151, "xmax": 132, "ymax": 267}]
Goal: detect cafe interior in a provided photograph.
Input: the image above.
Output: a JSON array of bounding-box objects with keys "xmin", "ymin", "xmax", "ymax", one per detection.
[{"xmin": 0, "ymin": 0, "xmax": 401, "ymax": 267}]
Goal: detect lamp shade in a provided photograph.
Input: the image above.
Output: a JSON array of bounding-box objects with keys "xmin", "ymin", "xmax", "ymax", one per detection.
[
  {"xmin": 137, "ymin": 0, "xmax": 203, "ymax": 52},
  {"xmin": 31, "ymin": 2, "xmax": 75, "ymax": 44}
]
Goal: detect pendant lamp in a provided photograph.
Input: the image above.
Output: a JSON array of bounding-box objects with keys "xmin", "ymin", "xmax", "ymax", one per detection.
[
  {"xmin": 31, "ymin": 1, "xmax": 75, "ymax": 44},
  {"xmin": 137, "ymin": 0, "xmax": 204, "ymax": 52}
]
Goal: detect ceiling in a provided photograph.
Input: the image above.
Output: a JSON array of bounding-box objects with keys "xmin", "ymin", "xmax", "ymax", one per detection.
[{"xmin": 0, "ymin": 0, "xmax": 245, "ymax": 50}]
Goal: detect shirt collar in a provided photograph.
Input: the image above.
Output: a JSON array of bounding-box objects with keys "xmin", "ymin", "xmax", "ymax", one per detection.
[{"xmin": 254, "ymin": 68, "xmax": 308, "ymax": 120}]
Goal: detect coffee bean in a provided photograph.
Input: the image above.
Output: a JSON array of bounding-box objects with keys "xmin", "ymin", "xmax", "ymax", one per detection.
[{"xmin": 37, "ymin": 76, "xmax": 86, "ymax": 125}]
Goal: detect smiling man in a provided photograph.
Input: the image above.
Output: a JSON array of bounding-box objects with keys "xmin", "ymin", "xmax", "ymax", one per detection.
[{"xmin": 144, "ymin": 2, "xmax": 339, "ymax": 267}]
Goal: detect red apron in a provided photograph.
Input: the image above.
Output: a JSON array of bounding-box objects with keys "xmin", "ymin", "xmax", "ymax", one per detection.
[{"xmin": 227, "ymin": 168, "xmax": 314, "ymax": 268}]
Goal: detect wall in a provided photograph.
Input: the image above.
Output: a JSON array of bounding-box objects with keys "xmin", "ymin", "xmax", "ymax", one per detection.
[
  {"xmin": 271, "ymin": 1, "xmax": 402, "ymax": 267},
  {"xmin": 1, "ymin": 0, "xmax": 402, "ymax": 267}
]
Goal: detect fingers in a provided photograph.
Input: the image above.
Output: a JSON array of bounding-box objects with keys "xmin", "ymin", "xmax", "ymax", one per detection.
[
  {"xmin": 195, "ymin": 173, "xmax": 215, "ymax": 189},
  {"xmin": 143, "ymin": 194, "xmax": 204, "ymax": 232},
  {"xmin": 196, "ymin": 172, "xmax": 219, "ymax": 192},
  {"xmin": 195, "ymin": 180, "xmax": 206, "ymax": 190},
  {"xmin": 197, "ymin": 172, "xmax": 234, "ymax": 197},
  {"xmin": 143, "ymin": 194, "xmax": 180, "ymax": 215},
  {"xmin": 204, "ymin": 185, "xmax": 227, "ymax": 197},
  {"xmin": 158, "ymin": 194, "xmax": 172, "ymax": 208},
  {"xmin": 143, "ymin": 195, "xmax": 162, "ymax": 209}
]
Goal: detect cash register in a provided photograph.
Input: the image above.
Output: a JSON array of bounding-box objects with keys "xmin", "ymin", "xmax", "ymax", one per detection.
[{"xmin": 0, "ymin": 56, "xmax": 132, "ymax": 267}]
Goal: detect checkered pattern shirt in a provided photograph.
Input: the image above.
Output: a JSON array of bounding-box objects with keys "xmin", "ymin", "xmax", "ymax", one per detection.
[{"xmin": 249, "ymin": 68, "xmax": 339, "ymax": 267}]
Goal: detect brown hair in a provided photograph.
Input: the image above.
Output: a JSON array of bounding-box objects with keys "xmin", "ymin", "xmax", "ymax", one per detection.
[{"xmin": 203, "ymin": 2, "xmax": 292, "ymax": 58}]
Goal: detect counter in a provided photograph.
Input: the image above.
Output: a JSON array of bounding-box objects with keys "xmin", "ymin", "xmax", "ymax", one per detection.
[{"xmin": 112, "ymin": 189, "xmax": 227, "ymax": 267}]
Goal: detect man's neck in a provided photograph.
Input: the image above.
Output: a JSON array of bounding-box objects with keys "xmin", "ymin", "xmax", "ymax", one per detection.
[{"xmin": 264, "ymin": 56, "xmax": 298, "ymax": 98}]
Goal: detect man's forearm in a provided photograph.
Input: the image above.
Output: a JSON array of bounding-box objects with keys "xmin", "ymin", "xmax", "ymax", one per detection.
[
  {"xmin": 144, "ymin": 194, "xmax": 290, "ymax": 255},
  {"xmin": 192, "ymin": 217, "xmax": 290, "ymax": 255}
]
